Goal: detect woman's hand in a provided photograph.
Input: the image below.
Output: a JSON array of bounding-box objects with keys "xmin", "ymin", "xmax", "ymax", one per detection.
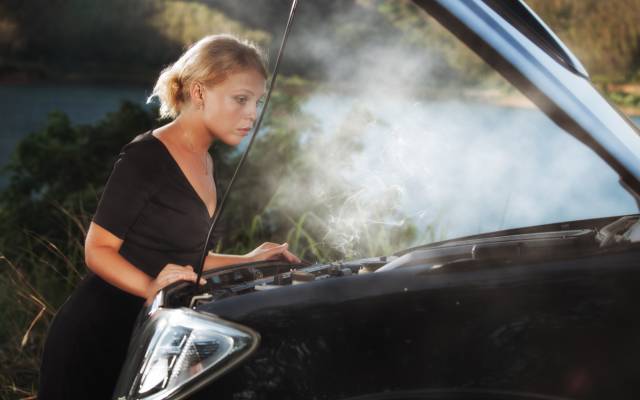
[
  {"xmin": 244, "ymin": 242, "xmax": 301, "ymax": 264},
  {"xmin": 145, "ymin": 264, "xmax": 206, "ymax": 305}
]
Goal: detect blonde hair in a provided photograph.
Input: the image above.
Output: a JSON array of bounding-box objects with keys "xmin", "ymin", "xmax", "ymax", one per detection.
[{"xmin": 148, "ymin": 34, "xmax": 268, "ymax": 119}]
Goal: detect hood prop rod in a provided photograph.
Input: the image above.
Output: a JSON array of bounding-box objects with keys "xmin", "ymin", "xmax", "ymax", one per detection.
[{"xmin": 192, "ymin": 0, "xmax": 300, "ymax": 297}]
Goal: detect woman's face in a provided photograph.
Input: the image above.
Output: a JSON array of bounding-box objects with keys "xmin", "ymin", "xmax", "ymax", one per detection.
[{"xmin": 200, "ymin": 69, "xmax": 266, "ymax": 146}]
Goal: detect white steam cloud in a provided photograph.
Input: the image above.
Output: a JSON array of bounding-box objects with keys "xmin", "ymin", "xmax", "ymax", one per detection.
[{"xmin": 264, "ymin": 1, "xmax": 638, "ymax": 258}]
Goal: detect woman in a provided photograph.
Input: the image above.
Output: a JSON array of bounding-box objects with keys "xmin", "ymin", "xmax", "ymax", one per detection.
[{"xmin": 38, "ymin": 34, "xmax": 300, "ymax": 399}]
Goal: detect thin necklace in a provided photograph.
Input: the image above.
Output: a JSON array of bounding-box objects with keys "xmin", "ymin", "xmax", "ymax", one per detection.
[
  {"xmin": 185, "ymin": 135, "xmax": 215, "ymax": 210},
  {"xmin": 178, "ymin": 122, "xmax": 210, "ymax": 177}
]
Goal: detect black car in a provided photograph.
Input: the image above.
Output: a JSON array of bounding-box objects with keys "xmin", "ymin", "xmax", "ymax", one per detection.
[{"xmin": 113, "ymin": 1, "xmax": 640, "ymax": 399}]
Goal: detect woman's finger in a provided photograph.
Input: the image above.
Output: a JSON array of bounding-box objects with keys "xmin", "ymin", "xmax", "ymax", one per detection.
[
  {"xmin": 284, "ymin": 252, "xmax": 299, "ymax": 263},
  {"xmin": 265, "ymin": 245, "xmax": 299, "ymax": 262},
  {"xmin": 284, "ymin": 250, "xmax": 301, "ymax": 263}
]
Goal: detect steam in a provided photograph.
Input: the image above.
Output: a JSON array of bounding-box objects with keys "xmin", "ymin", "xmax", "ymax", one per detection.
[{"xmin": 262, "ymin": 1, "xmax": 638, "ymax": 258}]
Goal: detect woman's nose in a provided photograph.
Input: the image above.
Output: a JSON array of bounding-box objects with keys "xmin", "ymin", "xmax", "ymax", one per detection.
[{"xmin": 246, "ymin": 104, "xmax": 257, "ymax": 122}]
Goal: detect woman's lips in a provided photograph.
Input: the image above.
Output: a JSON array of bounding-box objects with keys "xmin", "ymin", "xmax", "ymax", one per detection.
[{"xmin": 236, "ymin": 127, "xmax": 251, "ymax": 136}]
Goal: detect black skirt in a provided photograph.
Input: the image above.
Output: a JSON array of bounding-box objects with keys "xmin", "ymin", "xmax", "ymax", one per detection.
[{"xmin": 38, "ymin": 273, "xmax": 144, "ymax": 399}]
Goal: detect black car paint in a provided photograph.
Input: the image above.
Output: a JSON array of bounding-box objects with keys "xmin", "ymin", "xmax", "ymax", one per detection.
[{"xmin": 191, "ymin": 238, "xmax": 640, "ymax": 399}]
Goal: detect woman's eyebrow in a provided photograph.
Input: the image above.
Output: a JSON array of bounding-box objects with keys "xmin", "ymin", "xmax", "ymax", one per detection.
[
  {"xmin": 234, "ymin": 89, "xmax": 267, "ymax": 99},
  {"xmin": 235, "ymin": 88, "xmax": 255, "ymax": 95}
]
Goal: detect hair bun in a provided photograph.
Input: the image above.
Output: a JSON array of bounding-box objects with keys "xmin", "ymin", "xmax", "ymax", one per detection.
[
  {"xmin": 170, "ymin": 76, "xmax": 183, "ymax": 99},
  {"xmin": 170, "ymin": 76, "xmax": 181, "ymax": 90}
]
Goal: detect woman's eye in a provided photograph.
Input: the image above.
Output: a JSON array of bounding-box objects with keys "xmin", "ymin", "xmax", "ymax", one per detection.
[{"xmin": 235, "ymin": 96, "xmax": 248, "ymax": 104}]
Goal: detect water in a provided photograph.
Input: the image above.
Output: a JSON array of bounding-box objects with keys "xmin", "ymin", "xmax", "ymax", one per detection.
[
  {"xmin": 1, "ymin": 84, "xmax": 638, "ymax": 175},
  {"xmin": 1, "ymin": 83, "xmax": 640, "ymax": 245}
]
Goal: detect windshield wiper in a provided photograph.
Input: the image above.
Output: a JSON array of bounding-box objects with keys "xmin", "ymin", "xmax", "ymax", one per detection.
[
  {"xmin": 395, "ymin": 229, "xmax": 596, "ymax": 257},
  {"xmin": 378, "ymin": 229, "xmax": 596, "ymax": 272}
]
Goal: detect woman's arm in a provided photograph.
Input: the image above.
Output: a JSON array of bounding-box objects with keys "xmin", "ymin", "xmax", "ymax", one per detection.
[
  {"xmin": 204, "ymin": 242, "xmax": 301, "ymax": 271},
  {"xmin": 85, "ymin": 222, "xmax": 201, "ymax": 302},
  {"xmin": 203, "ymin": 252, "xmax": 251, "ymax": 271}
]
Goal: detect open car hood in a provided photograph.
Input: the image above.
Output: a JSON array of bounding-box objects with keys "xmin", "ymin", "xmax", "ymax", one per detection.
[
  {"xmin": 414, "ymin": 0, "xmax": 640, "ymax": 197},
  {"xmin": 186, "ymin": 0, "xmax": 640, "ymax": 287}
]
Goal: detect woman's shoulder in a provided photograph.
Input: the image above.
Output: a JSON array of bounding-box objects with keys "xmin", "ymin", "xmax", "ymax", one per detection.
[
  {"xmin": 120, "ymin": 130, "xmax": 160, "ymax": 155},
  {"xmin": 112, "ymin": 130, "xmax": 168, "ymax": 178},
  {"xmin": 119, "ymin": 130, "xmax": 168, "ymax": 160}
]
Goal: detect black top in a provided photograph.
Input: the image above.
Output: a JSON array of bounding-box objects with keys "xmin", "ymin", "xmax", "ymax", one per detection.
[{"xmin": 92, "ymin": 130, "xmax": 216, "ymax": 277}]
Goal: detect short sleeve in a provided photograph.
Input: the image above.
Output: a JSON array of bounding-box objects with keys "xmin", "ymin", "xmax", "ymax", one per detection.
[{"xmin": 92, "ymin": 141, "xmax": 160, "ymax": 240}]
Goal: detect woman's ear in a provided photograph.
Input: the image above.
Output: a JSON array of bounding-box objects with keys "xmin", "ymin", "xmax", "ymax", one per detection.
[{"xmin": 190, "ymin": 81, "xmax": 205, "ymax": 109}]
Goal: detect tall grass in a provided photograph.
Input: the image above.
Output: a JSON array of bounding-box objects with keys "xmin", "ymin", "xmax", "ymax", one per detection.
[{"xmin": 0, "ymin": 195, "xmax": 92, "ymax": 399}]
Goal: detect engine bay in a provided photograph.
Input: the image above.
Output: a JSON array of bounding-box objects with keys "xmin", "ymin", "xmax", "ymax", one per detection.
[
  {"xmin": 159, "ymin": 215, "xmax": 640, "ymax": 310},
  {"xmin": 162, "ymin": 257, "xmax": 389, "ymax": 309}
]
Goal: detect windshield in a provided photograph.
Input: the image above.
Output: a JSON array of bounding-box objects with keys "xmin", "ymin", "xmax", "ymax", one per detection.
[{"xmin": 253, "ymin": 0, "xmax": 639, "ymax": 260}]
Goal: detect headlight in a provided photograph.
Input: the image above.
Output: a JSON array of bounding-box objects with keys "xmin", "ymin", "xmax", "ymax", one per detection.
[{"xmin": 113, "ymin": 308, "xmax": 259, "ymax": 400}]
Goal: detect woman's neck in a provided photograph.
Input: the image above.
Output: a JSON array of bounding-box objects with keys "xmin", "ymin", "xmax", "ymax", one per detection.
[{"xmin": 172, "ymin": 112, "xmax": 214, "ymax": 155}]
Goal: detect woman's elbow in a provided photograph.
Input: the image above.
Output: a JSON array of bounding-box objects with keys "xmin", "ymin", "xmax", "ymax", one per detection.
[
  {"xmin": 84, "ymin": 222, "xmax": 122, "ymax": 273},
  {"xmin": 84, "ymin": 240, "xmax": 98, "ymax": 273}
]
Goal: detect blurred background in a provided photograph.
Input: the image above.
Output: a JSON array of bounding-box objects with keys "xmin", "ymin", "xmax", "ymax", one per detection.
[{"xmin": 1, "ymin": 0, "xmax": 640, "ymax": 397}]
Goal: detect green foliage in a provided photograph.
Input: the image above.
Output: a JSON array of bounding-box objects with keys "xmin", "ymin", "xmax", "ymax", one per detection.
[
  {"xmin": 0, "ymin": 102, "xmax": 158, "ymax": 396},
  {"xmin": 0, "ymin": 102, "xmax": 156, "ymax": 265},
  {"xmin": 0, "ymin": 104, "xmax": 159, "ymax": 398},
  {"xmin": 0, "ymin": 0, "xmax": 270, "ymax": 82},
  {"xmin": 608, "ymin": 91, "xmax": 640, "ymax": 107},
  {"xmin": 151, "ymin": 0, "xmax": 270, "ymax": 47},
  {"xmin": 2, "ymin": 0, "xmax": 639, "ymax": 90},
  {"xmin": 527, "ymin": 0, "xmax": 640, "ymax": 83},
  {"xmin": 1, "ymin": 243, "xmax": 64, "ymax": 398}
]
